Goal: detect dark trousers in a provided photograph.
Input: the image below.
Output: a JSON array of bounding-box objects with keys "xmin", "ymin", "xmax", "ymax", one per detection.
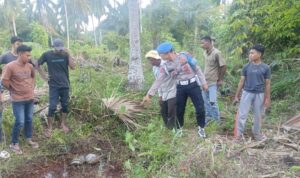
[
  {"xmin": 48, "ymin": 86, "xmax": 70, "ymax": 117},
  {"xmin": 176, "ymin": 82, "xmax": 206, "ymax": 128},
  {"xmin": 160, "ymin": 97, "xmax": 177, "ymax": 129}
]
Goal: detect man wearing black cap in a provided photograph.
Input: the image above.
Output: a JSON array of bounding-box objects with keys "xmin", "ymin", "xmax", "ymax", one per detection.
[
  {"xmin": 234, "ymin": 44, "xmax": 271, "ymax": 141},
  {"xmin": 37, "ymin": 38, "xmax": 76, "ymax": 137},
  {"xmin": 143, "ymin": 42, "xmax": 208, "ymax": 138}
]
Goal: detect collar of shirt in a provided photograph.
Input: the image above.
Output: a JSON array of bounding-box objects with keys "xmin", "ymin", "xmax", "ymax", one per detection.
[{"xmin": 206, "ymin": 47, "xmax": 215, "ymax": 55}]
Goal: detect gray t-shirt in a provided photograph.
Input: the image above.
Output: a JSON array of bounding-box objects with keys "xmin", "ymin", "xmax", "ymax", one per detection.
[
  {"xmin": 0, "ymin": 51, "xmax": 17, "ymax": 64},
  {"xmin": 242, "ymin": 62, "xmax": 271, "ymax": 93}
]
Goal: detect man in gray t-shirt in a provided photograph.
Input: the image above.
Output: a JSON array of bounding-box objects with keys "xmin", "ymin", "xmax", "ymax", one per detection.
[
  {"xmin": 242, "ymin": 63, "xmax": 270, "ymax": 93},
  {"xmin": 234, "ymin": 44, "xmax": 271, "ymax": 142},
  {"xmin": 0, "ymin": 37, "xmax": 23, "ymax": 66}
]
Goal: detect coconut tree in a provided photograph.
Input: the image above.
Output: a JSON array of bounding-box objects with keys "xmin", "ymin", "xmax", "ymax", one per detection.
[
  {"xmin": 127, "ymin": 0, "xmax": 144, "ymax": 91},
  {"xmin": 55, "ymin": 0, "xmax": 90, "ymax": 48},
  {"xmin": 22, "ymin": 0, "xmax": 58, "ymax": 42},
  {"xmin": 2, "ymin": 0, "xmax": 21, "ymax": 36},
  {"xmin": 87, "ymin": 0, "xmax": 109, "ymax": 46}
]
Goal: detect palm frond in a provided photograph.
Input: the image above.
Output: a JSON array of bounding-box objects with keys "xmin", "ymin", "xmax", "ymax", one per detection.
[{"xmin": 102, "ymin": 97, "xmax": 144, "ymax": 129}]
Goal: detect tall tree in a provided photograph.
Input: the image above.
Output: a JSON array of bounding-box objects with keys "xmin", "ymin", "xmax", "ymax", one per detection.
[
  {"xmin": 87, "ymin": 0, "xmax": 109, "ymax": 46},
  {"xmin": 100, "ymin": 2, "xmax": 129, "ymax": 36},
  {"xmin": 127, "ymin": 0, "xmax": 144, "ymax": 91},
  {"xmin": 2, "ymin": 0, "xmax": 21, "ymax": 36}
]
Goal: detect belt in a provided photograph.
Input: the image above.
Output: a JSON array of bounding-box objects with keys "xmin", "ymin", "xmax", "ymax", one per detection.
[{"xmin": 177, "ymin": 77, "xmax": 196, "ymax": 86}]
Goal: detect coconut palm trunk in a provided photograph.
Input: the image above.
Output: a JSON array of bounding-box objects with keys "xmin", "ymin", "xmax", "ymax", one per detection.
[
  {"xmin": 63, "ymin": 0, "xmax": 70, "ymax": 48},
  {"xmin": 127, "ymin": 0, "xmax": 144, "ymax": 91}
]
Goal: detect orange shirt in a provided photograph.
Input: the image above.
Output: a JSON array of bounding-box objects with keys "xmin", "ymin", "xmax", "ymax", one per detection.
[{"xmin": 1, "ymin": 61, "xmax": 35, "ymax": 101}]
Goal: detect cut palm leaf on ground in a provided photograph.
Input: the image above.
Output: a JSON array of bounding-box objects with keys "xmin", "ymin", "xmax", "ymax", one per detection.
[{"xmin": 102, "ymin": 97, "xmax": 144, "ymax": 129}]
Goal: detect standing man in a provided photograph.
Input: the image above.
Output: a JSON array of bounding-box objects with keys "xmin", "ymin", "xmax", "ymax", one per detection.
[
  {"xmin": 0, "ymin": 36, "xmax": 23, "ymax": 144},
  {"xmin": 37, "ymin": 38, "xmax": 75, "ymax": 137},
  {"xmin": 233, "ymin": 44, "xmax": 271, "ymax": 141},
  {"xmin": 2, "ymin": 45, "xmax": 38, "ymax": 154},
  {"xmin": 0, "ymin": 36, "xmax": 23, "ymax": 65},
  {"xmin": 143, "ymin": 42, "xmax": 208, "ymax": 138},
  {"xmin": 200, "ymin": 36, "xmax": 226, "ymax": 122},
  {"xmin": 144, "ymin": 50, "xmax": 177, "ymax": 129}
]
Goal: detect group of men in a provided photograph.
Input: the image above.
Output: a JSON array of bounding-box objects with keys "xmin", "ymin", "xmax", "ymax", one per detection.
[
  {"xmin": 0, "ymin": 34, "xmax": 271, "ymax": 154},
  {"xmin": 142, "ymin": 36, "xmax": 271, "ymax": 141},
  {"xmin": 0, "ymin": 36, "xmax": 75, "ymax": 154}
]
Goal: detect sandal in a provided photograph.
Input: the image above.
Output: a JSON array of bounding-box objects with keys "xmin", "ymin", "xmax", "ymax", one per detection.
[
  {"xmin": 9, "ymin": 144, "xmax": 23, "ymax": 155},
  {"xmin": 27, "ymin": 140, "xmax": 39, "ymax": 149},
  {"xmin": 44, "ymin": 129, "xmax": 52, "ymax": 138}
]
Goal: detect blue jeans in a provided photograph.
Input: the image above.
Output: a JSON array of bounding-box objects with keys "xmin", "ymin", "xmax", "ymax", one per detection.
[
  {"xmin": 176, "ymin": 82, "xmax": 206, "ymax": 128},
  {"xmin": 202, "ymin": 84, "xmax": 220, "ymax": 121},
  {"xmin": 48, "ymin": 86, "xmax": 70, "ymax": 117},
  {"xmin": 11, "ymin": 100, "xmax": 34, "ymax": 144}
]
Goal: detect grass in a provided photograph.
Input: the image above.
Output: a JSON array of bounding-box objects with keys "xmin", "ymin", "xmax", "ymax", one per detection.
[{"xmin": 0, "ymin": 54, "xmax": 299, "ymax": 177}]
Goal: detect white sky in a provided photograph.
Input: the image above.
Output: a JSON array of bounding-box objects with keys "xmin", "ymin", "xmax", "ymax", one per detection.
[{"xmin": 86, "ymin": 0, "xmax": 151, "ymax": 31}]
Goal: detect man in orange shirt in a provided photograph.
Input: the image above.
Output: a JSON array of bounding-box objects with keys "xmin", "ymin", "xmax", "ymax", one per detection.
[{"xmin": 2, "ymin": 45, "xmax": 38, "ymax": 154}]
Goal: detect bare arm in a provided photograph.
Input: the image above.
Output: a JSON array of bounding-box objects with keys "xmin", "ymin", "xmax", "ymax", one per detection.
[
  {"xmin": 68, "ymin": 56, "xmax": 76, "ymax": 70},
  {"xmin": 2, "ymin": 79, "xmax": 10, "ymax": 89},
  {"xmin": 147, "ymin": 69, "xmax": 168, "ymax": 97},
  {"xmin": 234, "ymin": 76, "xmax": 245, "ymax": 103},
  {"xmin": 195, "ymin": 65, "xmax": 208, "ymax": 91},
  {"xmin": 218, "ymin": 65, "xmax": 227, "ymax": 83},
  {"xmin": 264, "ymin": 79, "xmax": 271, "ymax": 108},
  {"xmin": 1, "ymin": 65, "xmax": 11, "ymax": 89},
  {"xmin": 36, "ymin": 64, "xmax": 48, "ymax": 81}
]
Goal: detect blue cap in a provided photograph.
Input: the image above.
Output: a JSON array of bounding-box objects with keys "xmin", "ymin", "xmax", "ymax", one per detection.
[{"xmin": 156, "ymin": 42, "xmax": 173, "ymax": 54}]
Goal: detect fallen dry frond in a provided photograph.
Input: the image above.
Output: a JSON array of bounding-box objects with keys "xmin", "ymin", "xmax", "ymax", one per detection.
[{"xmin": 102, "ymin": 97, "xmax": 144, "ymax": 129}]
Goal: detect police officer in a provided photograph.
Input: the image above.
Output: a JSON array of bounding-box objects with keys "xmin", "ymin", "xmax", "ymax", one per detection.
[{"xmin": 143, "ymin": 42, "xmax": 208, "ymax": 138}]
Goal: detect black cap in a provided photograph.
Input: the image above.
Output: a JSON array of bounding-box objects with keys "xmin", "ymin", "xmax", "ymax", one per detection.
[
  {"xmin": 52, "ymin": 38, "xmax": 65, "ymax": 50},
  {"xmin": 10, "ymin": 36, "xmax": 23, "ymax": 44}
]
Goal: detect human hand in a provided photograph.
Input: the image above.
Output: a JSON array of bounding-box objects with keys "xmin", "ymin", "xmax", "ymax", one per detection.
[
  {"xmin": 141, "ymin": 95, "xmax": 151, "ymax": 107},
  {"xmin": 171, "ymin": 70, "xmax": 178, "ymax": 77},
  {"xmin": 264, "ymin": 98, "xmax": 271, "ymax": 108},
  {"xmin": 159, "ymin": 96, "xmax": 163, "ymax": 106},
  {"xmin": 41, "ymin": 74, "xmax": 49, "ymax": 81},
  {"xmin": 217, "ymin": 80, "xmax": 223, "ymax": 88},
  {"xmin": 233, "ymin": 96, "xmax": 239, "ymax": 105},
  {"xmin": 202, "ymin": 83, "xmax": 208, "ymax": 91}
]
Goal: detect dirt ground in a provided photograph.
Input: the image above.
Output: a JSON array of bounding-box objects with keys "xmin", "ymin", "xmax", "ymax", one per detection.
[{"xmin": 4, "ymin": 136, "xmax": 125, "ymax": 178}]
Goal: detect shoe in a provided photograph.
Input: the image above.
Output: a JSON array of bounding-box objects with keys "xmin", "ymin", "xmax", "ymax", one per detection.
[
  {"xmin": 27, "ymin": 139, "xmax": 39, "ymax": 149},
  {"xmin": 198, "ymin": 127, "xmax": 206, "ymax": 138},
  {"xmin": 9, "ymin": 144, "xmax": 23, "ymax": 155}
]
